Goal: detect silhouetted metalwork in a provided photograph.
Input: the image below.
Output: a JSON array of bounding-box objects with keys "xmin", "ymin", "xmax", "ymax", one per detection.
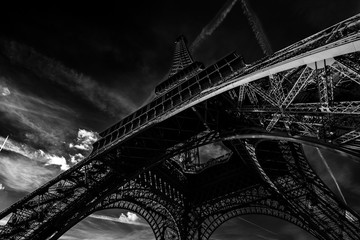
[{"xmin": 1, "ymin": 13, "xmax": 360, "ymax": 240}]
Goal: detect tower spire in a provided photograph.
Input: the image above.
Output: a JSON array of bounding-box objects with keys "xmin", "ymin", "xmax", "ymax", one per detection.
[
  {"xmin": 155, "ymin": 35, "xmax": 203, "ymax": 95},
  {"xmin": 168, "ymin": 35, "xmax": 194, "ymax": 77}
]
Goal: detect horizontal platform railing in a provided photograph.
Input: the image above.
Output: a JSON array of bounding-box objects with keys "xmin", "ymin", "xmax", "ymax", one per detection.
[
  {"xmin": 246, "ymin": 14, "xmax": 360, "ymax": 76},
  {"xmin": 273, "ymin": 13, "xmax": 360, "ymax": 59},
  {"xmin": 92, "ymin": 52, "xmax": 244, "ymax": 155},
  {"xmin": 155, "ymin": 61, "xmax": 205, "ymax": 95},
  {"xmin": 92, "ymin": 14, "xmax": 360, "ymax": 158}
]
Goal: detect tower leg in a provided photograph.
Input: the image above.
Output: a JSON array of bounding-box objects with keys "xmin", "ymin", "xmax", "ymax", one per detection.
[{"xmin": 254, "ymin": 140, "xmax": 360, "ymax": 239}]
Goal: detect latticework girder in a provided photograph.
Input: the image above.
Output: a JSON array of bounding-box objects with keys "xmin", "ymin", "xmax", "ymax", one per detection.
[
  {"xmin": 168, "ymin": 35, "xmax": 194, "ymax": 78},
  {"xmin": 1, "ymin": 13, "xmax": 360, "ymax": 240}
]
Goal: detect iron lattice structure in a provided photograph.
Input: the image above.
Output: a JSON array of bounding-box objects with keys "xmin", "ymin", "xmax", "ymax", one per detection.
[
  {"xmin": 167, "ymin": 35, "xmax": 194, "ymax": 78},
  {"xmin": 1, "ymin": 14, "xmax": 360, "ymax": 240}
]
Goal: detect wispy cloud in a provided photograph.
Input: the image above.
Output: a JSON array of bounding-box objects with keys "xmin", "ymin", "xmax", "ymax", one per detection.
[
  {"xmin": 0, "ymin": 129, "xmax": 98, "ymax": 191},
  {"xmin": 0, "ymin": 153, "xmax": 60, "ymax": 192},
  {"xmin": 0, "ymin": 39, "xmax": 137, "ymax": 116},
  {"xmin": 60, "ymin": 212, "xmax": 154, "ymax": 240},
  {"xmin": 0, "ymin": 136, "xmax": 46, "ymax": 160},
  {"xmin": 70, "ymin": 153, "xmax": 85, "ymax": 164},
  {"xmin": 90, "ymin": 212, "xmax": 149, "ymax": 227},
  {"xmin": 0, "ymin": 84, "xmax": 10, "ymax": 96},
  {"xmin": 303, "ymin": 145, "xmax": 360, "ymax": 210},
  {"xmin": 190, "ymin": 0, "xmax": 239, "ymax": 53},
  {"xmin": 210, "ymin": 215, "xmax": 314, "ymax": 240},
  {"xmin": 0, "ymin": 78, "xmax": 76, "ymax": 151},
  {"xmin": 0, "ymin": 136, "xmax": 69, "ymax": 169},
  {"xmin": 238, "ymin": 217, "xmax": 279, "ymax": 236},
  {"xmin": 0, "ymin": 124, "xmax": 100, "ymax": 192},
  {"xmin": 45, "ymin": 155, "xmax": 69, "ymax": 171},
  {"xmin": 60, "ymin": 228, "xmax": 154, "ymax": 240},
  {"xmin": 199, "ymin": 142, "xmax": 230, "ymax": 163},
  {"xmin": 0, "ymin": 135, "xmax": 8, "ymax": 152},
  {"xmin": 239, "ymin": 0, "xmax": 273, "ymax": 56},
  {"xmin": 67, "ymin": 129, "xmax": 98, "ymax": 165},
  {"xmin": 69, "ymin": 129, "xmax": 99, "ymax": 152}
]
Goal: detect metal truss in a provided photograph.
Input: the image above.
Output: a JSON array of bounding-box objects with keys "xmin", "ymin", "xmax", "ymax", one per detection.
[
  {"xmin": 1, "ymin": 13, "xmax": 360, "ymax": 240},
  {"xmin": 334, "ymin": 130, "xmax": 360, "ymax": 144},
  {"xmin": 1, "ymin": 132, "xmax": 360, "ymax": 239},
  {"xmin": 234, "ymin": 52, "xmax": 360, "ymax": 148},
  {"xmin": 187, "ymin": 140, "xmax": 360, "ymax": 240},
  {"xmin": 167, "ymin": 35, "xmax": 194, "ymax": 78}
]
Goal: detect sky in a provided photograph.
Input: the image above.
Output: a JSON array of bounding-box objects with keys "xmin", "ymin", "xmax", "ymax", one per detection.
[{"xmin": 0, "ymin": 1, "xmax": 360, "ymax": 239}]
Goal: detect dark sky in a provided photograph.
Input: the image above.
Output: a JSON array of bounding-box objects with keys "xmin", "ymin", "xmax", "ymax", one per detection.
[{"xmin": 0, "ymin": 1, "xmax": 360, "ymax": 239}]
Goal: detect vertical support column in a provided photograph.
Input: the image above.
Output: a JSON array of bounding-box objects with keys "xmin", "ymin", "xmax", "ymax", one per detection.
[
  {"xmin": 245, "ymin": 86, "xmax": 258, "ymax": 106},
  {"xmin": 237, "ymin": 84, "xmax": 246, "ymax": 108},
  {"xmin": 316, "ymin": 60, "xmax": 334, "ymax": 141},
  {"xmin": 280, "ymin": 142, "xmax": 360, "ymax": 239},
  {"xmin": 269, "ymin": 74, "xmax": 285, "ymax": 105},
  {"xmin": 317, "ymin": 60, "xmax": 334, "ymax": 110}
]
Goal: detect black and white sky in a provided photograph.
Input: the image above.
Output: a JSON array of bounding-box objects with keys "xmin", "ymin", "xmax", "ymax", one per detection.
[{"xmin": 0, "ymin": 1, "xmax": 360, "ymax": 239}]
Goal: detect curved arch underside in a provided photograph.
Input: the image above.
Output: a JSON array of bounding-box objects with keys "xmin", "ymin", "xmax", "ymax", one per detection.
[
  {"xmin": 35, "ymin": 137, "xmax": 360, "ymax": 240},
  {"xmin": 1, "ymin": 13, "xmax": 360, "ymax": 240}
]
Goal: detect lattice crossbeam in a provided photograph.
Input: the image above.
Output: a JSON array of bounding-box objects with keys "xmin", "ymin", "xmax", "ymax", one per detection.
[
  {"xmin": 334, "ymin": 130, "xmax": 360, "ymax": 144},
  {"xmin": 1, "ymin": 13, "xmax": 360, "ymax": 240},
  {"xmin": 331, "ymin": 61, "xmax": 360, "ymax": 85}
]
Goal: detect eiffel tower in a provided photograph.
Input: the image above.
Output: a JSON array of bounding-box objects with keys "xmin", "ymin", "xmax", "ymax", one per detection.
[{"xmin": 1, "ymin": 13, "xmax": 360, "ymax": 240}]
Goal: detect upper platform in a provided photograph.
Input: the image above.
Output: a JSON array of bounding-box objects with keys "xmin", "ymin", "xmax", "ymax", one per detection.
[
  {"xmin": 94, "ymin": 13, "xmax": 360, "ymax": 156},
  {"xmin": 155, "ymin": 35, "xmax": 204, "ymax": 95}
]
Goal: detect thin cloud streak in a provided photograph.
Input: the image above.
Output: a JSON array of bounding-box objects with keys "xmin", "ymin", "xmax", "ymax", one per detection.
[
  {"xmin": 317, "ymin": 148, "xmax": 348, "ymax": 204},
  {"xmin": 190, "ymin": 0, "xmax": 238, "ymax": 53},
  {"xmin": 0, "ymin": 136, "xmax": 8, "ymax": 152},
  {"xmin": 0, "ymin": 101, "xmax": 71, "ymax": 121},
  {"xmin": 60, "ymin": 228, "xmax": 154, "ymax": 240},
  {"xmin": 0, "ymin": 128, "xmax": 97, "ymax": 170},
  {"xmin": 0, "ymin": 136, "xmax": 48, "ymax": 161},
  {"xmin": 0, "ymin": 154, "xmax": 59, "ymax": 192},
  {"xmin": 1, "ymin": 77, "xmax": 98, "ymax": 164},
  {"xmin": 0, "ymin": 80, "xmax": 76, "ymax": 149},
  {"xmin": 89, "ymin": 212, "xmax": 149, "ymax": 227},
  {"xmin": 61, "ymin": 212, "xmax": 154, "ymax": 240},
  {"xmin": 0, "ymin": 132, "xmax": 88, "ymax": 177},
  {"xmin": 240, "ymin": 0, "xmax": 273, "ymax": 56},
  {"xmin": 0, "ymin": 39, "xmax": 137, "ymax": 116},
  {"xmin": 303, "ymin": 145, "xmax": 360, "ymax": 211},
  {"xmin": 238, "ymin": 217, "xmax": 279, "ymax": 236}
]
